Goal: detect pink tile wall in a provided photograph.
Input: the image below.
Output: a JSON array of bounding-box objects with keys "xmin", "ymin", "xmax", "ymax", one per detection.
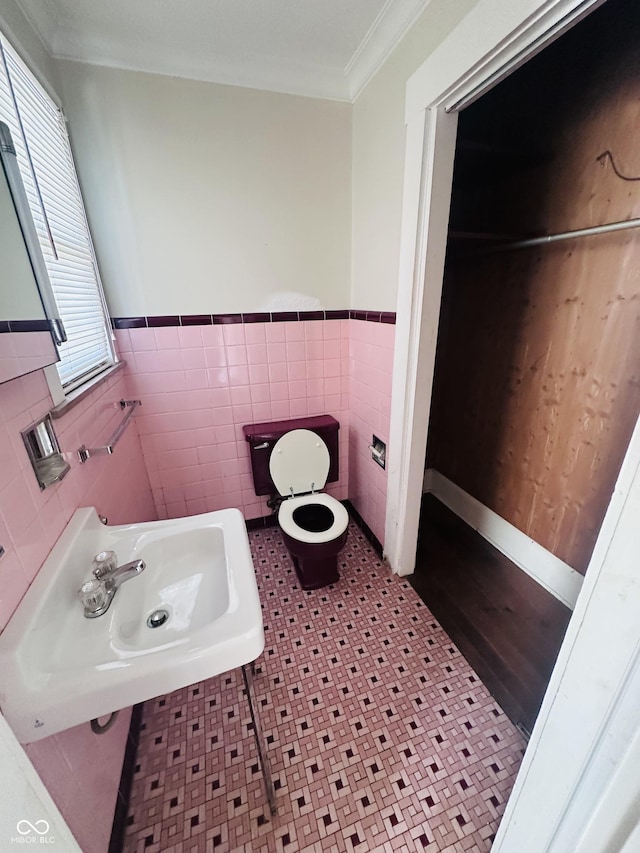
[
  {"xmin": 0, "ymin": 332, "xmax": 57, "ymax": 384},
  {"xmin": 116, "ymin": 320, "xmax": 350, "ymax": 522},
  {"xmin": 0, "ymin": 317, "xmax": 392, "ymax": 850},
  {"xmin": 348, "ymin": 319, "xmax": 395, "ymax": 545},
  {"xmin": 0, "ymin": 366, "xmax": 156, "ymax": 852}
]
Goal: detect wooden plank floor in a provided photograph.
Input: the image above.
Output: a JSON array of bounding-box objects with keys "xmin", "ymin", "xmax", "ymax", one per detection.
[{"xmin": 410, "ymin": 494, "xmax": 572, "ymax": 734}]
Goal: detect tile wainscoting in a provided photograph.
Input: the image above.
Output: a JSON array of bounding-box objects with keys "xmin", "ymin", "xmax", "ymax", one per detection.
[
  {"xmin": 347, "ymin": 318, "xmax": 394, "ymax": 546},
  {"xmin": 0, "ymin": 308, "xmax": 394, "ymax": 852},
  {"xmin": 0, "ymin": 365, "xmax": 156, "ymax": 851},
  {"xmin": 111, "ymin": 310, "xmax": 397, "ymax": 328},
  {"xmin": 116, "ymin": 312, "xmax": 395, "ymax": 548}
]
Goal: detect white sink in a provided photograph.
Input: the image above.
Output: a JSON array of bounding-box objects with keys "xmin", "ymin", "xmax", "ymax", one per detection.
[{"xmin": 0, "ymin": 508, "xmax": 264, "ymax": 743}]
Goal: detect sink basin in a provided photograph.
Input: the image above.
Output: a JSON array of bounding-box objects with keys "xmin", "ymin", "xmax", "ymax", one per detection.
[{"xmin": 0, "ymin": 508, "xmax": 264, "ymax": 743}]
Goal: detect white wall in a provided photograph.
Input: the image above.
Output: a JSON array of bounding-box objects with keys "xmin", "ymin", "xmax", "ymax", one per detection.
[
  {"xmin": 56, "ymin": 62, "xmax": 352, "ymax": 318},
  {"xmin": 2, "ymin": 0, "xmax": 481, "ymax": 320},
  {"xmin": 17, "ymin": 1, "xmax": 482, "ymax": 320},
  {"xmin": 351, "ymin": 0, "xmax": 478, "ymax": 311}
]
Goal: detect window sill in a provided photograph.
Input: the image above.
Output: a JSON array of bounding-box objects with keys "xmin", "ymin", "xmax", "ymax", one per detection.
[{"xmin": 49, "ymin": 361, "xmax": 126, "ymax": 420}]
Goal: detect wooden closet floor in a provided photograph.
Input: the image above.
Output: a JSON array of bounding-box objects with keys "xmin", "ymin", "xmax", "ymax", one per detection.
[{"xmin": 410, "ymin": 494, "xmax": 572, "ymax": 735}]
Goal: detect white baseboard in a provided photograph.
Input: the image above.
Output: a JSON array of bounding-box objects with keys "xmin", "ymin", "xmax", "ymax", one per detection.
[{"xmin": 424, "ymin": 469, "xmax": 583, "ymax": 609}]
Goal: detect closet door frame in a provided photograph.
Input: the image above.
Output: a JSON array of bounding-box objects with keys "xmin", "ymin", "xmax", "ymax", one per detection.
[
  {"xmin": 386, "ymin": 0, "xmax": 640, "ymax": 849},
  {"xmin": 386, "ymin": 0, "xmax": 607, "ymax": 575}
]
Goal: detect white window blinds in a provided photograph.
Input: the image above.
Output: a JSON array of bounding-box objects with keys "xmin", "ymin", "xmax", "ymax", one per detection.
[{"xmin": 0, "ymin": 35, "xmax": 113, "ymax": 390}]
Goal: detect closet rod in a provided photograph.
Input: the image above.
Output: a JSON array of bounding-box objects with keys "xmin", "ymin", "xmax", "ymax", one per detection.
[{"xmin": 490, "ymin": 216, "xmax": 640, "ymax": 252}]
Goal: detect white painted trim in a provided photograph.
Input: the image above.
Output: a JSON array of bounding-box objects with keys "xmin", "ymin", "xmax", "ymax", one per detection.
[
  {"xmin": 389, "ymin": 0, "xmax": 640, "ymax": 847},
  {"xmin": 575, "ymin": 722, "xmax": 640, "ymax": 853},
  {"xmin": 12, "ymin": 0, "xmax": 57, "ymax": 54},
  {"xmin": 492, "ymin": 415, "xmax": 640, "ymax": 851},
  {"xmin": 424, "ymin": 469, "xmax": 583, "ymax": 609},
  {"xmin": 386, "ymin": 0, "xmax": 607, "ymax": 578},
  {"xmin": 15, "ymin": 0, "xmax": 435, "ymax": 104},
  {"xmin": 346, "ymin": 0, "xmax": 433, "ymax": 101},
  {"xmin": 52, "ymin": 48, "xmax": 353, "ymax": 104},
  {"xmin": 384, "ymin": 112, "xmax": 428, "ymax": 573},
  {"xmin": 384, "ymin": 106, "xmax": 458, "ymax": 575},
  {"xmin": 43, "ymin": 364, "xmax": 64, "ymax": 406},
  {"xmin": 405, "ymin": 0, "xmax": 604, "ymax": 119}
]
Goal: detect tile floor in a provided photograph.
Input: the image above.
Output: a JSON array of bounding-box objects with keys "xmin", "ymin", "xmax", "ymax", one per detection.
[{"xmin": 122, "ymin": 524, "xmax": 526, "ymax": 853}]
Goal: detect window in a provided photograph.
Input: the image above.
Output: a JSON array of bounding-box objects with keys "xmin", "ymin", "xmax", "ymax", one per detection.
[{"xmin": 0, "ymin": 33, "xmax": 114, "ymax": 393}]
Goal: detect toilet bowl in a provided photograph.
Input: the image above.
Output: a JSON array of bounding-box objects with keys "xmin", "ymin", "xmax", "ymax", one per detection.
[{"xmin": 244, "ymin": 417, "xmax": 349, "ymax": 590}]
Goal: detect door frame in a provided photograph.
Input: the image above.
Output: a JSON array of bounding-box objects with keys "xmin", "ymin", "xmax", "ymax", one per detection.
[
  {"xmin": 384, "ymin": 0, "xmax": 640, "ymax": 847},
  {"xmin": 385, "ymin": 0, "xmax": 606, "ymax": 576}
]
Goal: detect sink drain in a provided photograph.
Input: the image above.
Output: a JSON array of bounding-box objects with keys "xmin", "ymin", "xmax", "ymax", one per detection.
[{"xmin": 147, "ymin": 609, "xmax": 169, "ymax": 628}]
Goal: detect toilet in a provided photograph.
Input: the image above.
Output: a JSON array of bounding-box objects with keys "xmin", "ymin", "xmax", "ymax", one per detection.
[{"xmin": 243, "ymin": 416, "xmax": 349, "ymax": 590}]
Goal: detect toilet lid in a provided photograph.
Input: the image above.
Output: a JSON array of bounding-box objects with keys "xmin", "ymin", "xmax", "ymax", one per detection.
[{"xmin": 269, "ymin": 429, "xmax": 330, "ymax": 497}]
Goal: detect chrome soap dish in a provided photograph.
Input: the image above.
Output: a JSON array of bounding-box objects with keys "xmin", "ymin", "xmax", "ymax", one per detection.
[{"xmin": 21, "ymin": 413, "xmax": 70, "ymax": 490}]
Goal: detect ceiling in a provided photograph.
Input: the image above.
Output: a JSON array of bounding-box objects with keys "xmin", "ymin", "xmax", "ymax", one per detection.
[{"xmin": 16, "ymin": 0, "xmax": 432, "ymax": 101}]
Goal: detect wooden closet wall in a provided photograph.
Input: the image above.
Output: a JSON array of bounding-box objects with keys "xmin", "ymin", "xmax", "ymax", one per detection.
[{"xmin": 426, "ymin": 0, "xmax": 640, "ymax": 574}]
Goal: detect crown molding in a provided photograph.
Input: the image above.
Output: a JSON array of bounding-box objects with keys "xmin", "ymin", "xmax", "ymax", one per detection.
[
  {"xmin": 55, "ymin": 43, "xmax": 352, "ymax": 103},
  {"xmin": 346, "ymin": 0, "xmax": 433, "ymax": 101},
  {"xmin": 13, "ymin": 0, "xmax": 58, "ymax": 49},
  {"xmin": 13, "ymin": 0, "xmax": 434, "ymax": 103}
]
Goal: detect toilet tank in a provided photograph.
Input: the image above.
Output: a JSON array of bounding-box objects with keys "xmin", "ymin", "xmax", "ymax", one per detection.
[{"xmin": 243, "ymin": 415, "xmax": 340, "ymax": 496}]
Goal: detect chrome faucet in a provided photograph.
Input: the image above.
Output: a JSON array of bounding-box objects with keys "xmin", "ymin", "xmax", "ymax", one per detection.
[{"xmin": 78, "ymin": 555, "xmax": 146, "ymax": 618}]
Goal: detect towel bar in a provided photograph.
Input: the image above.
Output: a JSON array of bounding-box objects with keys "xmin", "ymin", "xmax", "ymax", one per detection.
[{"xmin": 78, "ymin": 399, "xmax": 141, "ymax": 463}]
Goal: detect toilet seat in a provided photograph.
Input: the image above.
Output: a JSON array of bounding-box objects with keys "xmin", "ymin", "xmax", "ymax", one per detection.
[
  {"xmin": 278, "ymin": 493, "xmax": 349, "ymax": 545},
  {"xmin": 269, "ymin": 429, "xmax": 330, "ymax": 497}
]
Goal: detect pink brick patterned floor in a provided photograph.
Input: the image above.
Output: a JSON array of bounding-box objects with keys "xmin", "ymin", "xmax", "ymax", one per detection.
[{"xmin": 122, "ymin": 524, "xmax": 525, "ymax": 853}]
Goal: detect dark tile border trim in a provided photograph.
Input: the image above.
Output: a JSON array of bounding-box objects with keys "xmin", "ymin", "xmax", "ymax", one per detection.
[
  {"xmin": 108, "ymin": 703, "xmax": 144, "ymax": 853},
  {"xmin": 244, "ymin": 500, "xmax": 383, "ymax": 558},
  {"xmin": 0, "ymin": 319, "xmax": 52, "ymax": 333},
  {"xmin": 112, "ymin": 316, "xmax": 146, "ymax": 329},
  {"xmin": 147, "ymin": 315, "xmax": 179, "ymax": 327},
  {"xmin": 181, "ymin": 314, "xmax": 213, "ymax": 326},
  {"xmin": 215, "ymin": 313, "xmax": 244, "ymax": 324},
  {"xmin": 112, "ymin": 310, "xmax": 395, "ymax": 329}
]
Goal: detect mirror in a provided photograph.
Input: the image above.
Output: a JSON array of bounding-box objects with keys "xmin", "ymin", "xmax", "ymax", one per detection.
[{"xmin": 0, "ymin": 121, "xmax": 60, "ymax": 384}]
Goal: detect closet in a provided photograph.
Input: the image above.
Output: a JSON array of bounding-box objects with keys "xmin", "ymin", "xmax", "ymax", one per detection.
[{"xmin": 411, "ymin": 0, "xmax": 640, "ymax": 735}]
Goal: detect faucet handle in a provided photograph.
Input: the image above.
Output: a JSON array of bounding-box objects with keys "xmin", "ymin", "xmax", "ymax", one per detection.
[
  {"xmin": 78, "ymin": 579, "xmax": 108, "ymax": 614},
  {"xmin": 92, "ymin": 550, "xmax": 117, "ymax": 579}
]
